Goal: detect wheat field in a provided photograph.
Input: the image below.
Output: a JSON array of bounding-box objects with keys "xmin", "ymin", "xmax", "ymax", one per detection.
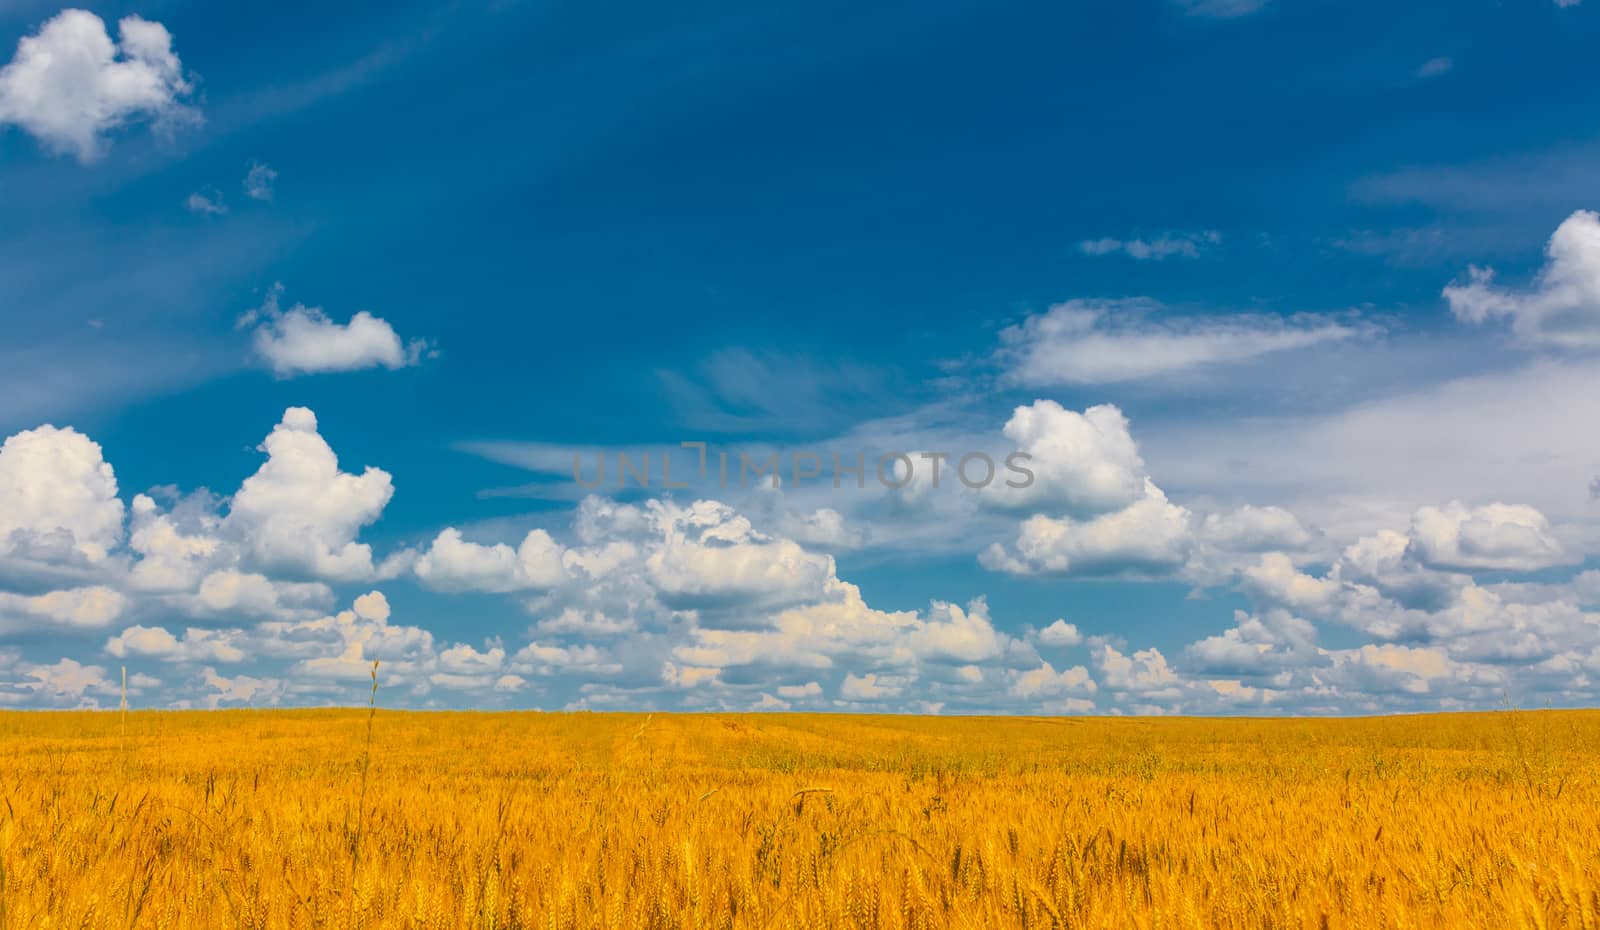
[{"xmin": 0, "ymin": 706, "xmax": 1596, "ymax": 929}]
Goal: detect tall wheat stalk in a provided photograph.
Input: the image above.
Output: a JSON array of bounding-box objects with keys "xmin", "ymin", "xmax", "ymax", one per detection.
[
  {"xmin": 119, "ymin": 666, "xmax": 127, "ymax": 760},
  {"xmin": 346, "ymin": 660, "xmax": 380, "ymax": 930}
]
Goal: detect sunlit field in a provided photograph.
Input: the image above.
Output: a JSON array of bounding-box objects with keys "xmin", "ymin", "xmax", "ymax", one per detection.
[{"xmin": 1, "ymin": 708, "xmax": 1596, "ymax": 929}]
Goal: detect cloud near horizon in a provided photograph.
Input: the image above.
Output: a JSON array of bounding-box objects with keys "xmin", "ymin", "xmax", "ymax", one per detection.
[{"xmin": 0, "ymin": 390, "xmax": 1595, "ymax": 716}]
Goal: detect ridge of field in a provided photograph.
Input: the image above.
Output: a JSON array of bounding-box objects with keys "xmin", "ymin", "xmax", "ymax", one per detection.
[{"xmin": 0, "ymin": 710, "xmax": 1595, "ymax": 928}]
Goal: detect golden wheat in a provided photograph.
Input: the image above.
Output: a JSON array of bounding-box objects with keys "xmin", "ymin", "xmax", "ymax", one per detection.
[{"xmin": 0, "ymin": 709, "xmax": 1596, "ymax": 928}]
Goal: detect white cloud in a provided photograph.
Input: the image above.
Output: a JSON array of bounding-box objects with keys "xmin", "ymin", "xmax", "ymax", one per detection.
[
  {"xmin": 661, "ymin": 661, "xmax": 720, "ymax": 688},
  {"xmin": 771, "ymin": 505, "xmax": 863, "ymax": 550},
  {"xmin": 1, "ymin": 395, "xmax": 1597, "ymax": 715},
  {"xmin": 0, "ymin": 586, "xmax": 125, "ymax": 629},
  {"xmin": 1173, "ymin": 0, "xmax": 1269, "ymax": 16},
  {"xmin": 671, "ymin": 583, "xmax": 890, "ymax": 670},
  {"xmin": 413, "ymin": 528, "xmax": 568, "ymax": 593},
  {"xmin": 436, "ymin": 643, "xmax": 504, "ymax": 675},
  {"xmin": 1445, "ymin": 210, "xmax": 1600, "ymax": 348},
  {"xmin": 1321, "ymin": 644, "xmax": 1469, "ymax": 696},
  {"xmin": 0, "ymin": 9, "xmax": 196, "ymax": 161},
  {"xmin": 1407, "ymin": 502, "xmax": 1573, "ymax": 572},
  {"xmin": 1198, "ymin": 506, "xmax": 1313, "ymax": 553},
  {"xmin": 242, "ymin": 285, "xmax": 429, "ymax": 377},
  {"xmin": 646, "ymin": 500, "xmax": 836, "ymax": 612},
  {"xmin": 906, "ymin": 598, "xmax": 1008, "ymax": 664},
  {"xmin": 258, "ymin": 591, "xmax": 435, "ymax": 683},
  {"xmin": 1416, "ymin": 57, "xmax": 1453, "ymax": 79},
  {"xmin": 1139, "ymin": 359, "xmax": 1600, "ymax": 544},
  {"xmin": 225, "ymin": 408, "xmax": 394, "ymax": 581},
  {"xmin": 1078, "ymin": 231, "xmax": 1219, "ymax": 261},
  {"xmin": 510, "ymin": 641, "xmax": 618, "ymax": 675},
  {"xmin": 1242, "ymin": 553, "xmax": 1346, "ymax": 614},
  {"xmin": 993, "ymin": 401, "xmax": 1148, "ymax": 517},
  {"xmin": 430, "ymin": 643, "xmax": 509, "ymax": 690},
  {"xmin": 1185, "ymin": 608, "xmax": 1319, "ymax": 676},
  {"xmin": 1000, "ymin": 300, "xmax": 1363, "ymax": 386},
  {"xmin": 841, "ymin": 671, "xmax": 899, "ymax": 700},
  {"xmin": 192, "ymin": 570, "xmax": 332, "ymax": 620},
  {"xmin": 185, "ymin": 190, "xmax": 226, "ymax": 215},
  {"xmin": 199, "ymin": 667, "xmax": 286, "ymax": 708},
  {"xmin": 106, "ymin": 625, "xmax": 244, "ymax": 663},
  {"xmin": 0, "ymin": 425, "xmax": 124, "ymax": 563},
  {"xmin": 1009, "ymin": 661, "xmax": 1096, "ymax": 699},
  {"xmin": 127, "ymin": 492, "xmax": 222, "ymax": 592},
  {"xmin": 1037, "ymin": 619, "xmax": 1083, "ymax": 647},
  {"xmin": 243, "ymin": 161, "xmax": 277, "ymax": 201},
  {"xmin": 983, "ymin": 480, "xmax": 1193, "ymax": 578},
  {"xmin": 1092, "ymin": 644, "xmax": 1181, "ymax": 695},
  {"xmin": 22, "ymin": 658, "xmax": 115, "ymax": 705}
]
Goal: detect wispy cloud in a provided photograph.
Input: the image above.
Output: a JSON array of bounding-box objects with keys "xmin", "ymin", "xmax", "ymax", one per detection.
[
  {"xmin": 243, "ymin": 162, "xmax": 277, "ymax": 201},
  {"xmin": 1416, "ymin": 57, "xmax": 1453, "ymax": 79},
  {"xmin": 185, "ymin": 190, "xmax": 227, "ymax": 215},
  {"xmin": 1171, "ymin": 0, "xmax": 1270, "ymax": 18},
  {"xmin": 998, "ymin": 299, "xmax": 1369, "ymax": 386},
  {"xmin": 1079, "ymin": 231, "xmax": 1220, "ymax": 261}
]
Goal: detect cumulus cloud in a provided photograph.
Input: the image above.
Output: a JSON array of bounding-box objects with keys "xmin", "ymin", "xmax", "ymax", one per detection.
[
  {"xmin": 1093, "ymin": 644, "xmax": 1181, "ymax": 696},
  {"xmin": 983, "ymin": 480, "xmax": 1193, "ymax": 577},
  {"xmin": 2, "ymin": 396, "xmax": 1598, "ymax": 715},
  {"xmin": 0, "ymin": 586, "xmax": 125, "ymax": 630},
  {"xmin": 1321, "ymin": 644, "xmax": 1478, "ymax": 697},
  {"xmin": 127, "ymin": 492, "xmax": 222, "ymax": 592},
  {"xmin": 841, "ymin": 671, "xmax": 900, "ymax": 700},
  {"xmin": 1198, "ymin": 506, "xmax": 1314, "ymax": 553},
  {"xmin": 1079, "ymin": 231, "xmax": 1219, "ymax": 260},
  {"xmin": 241, "ymin": 285, "xmax": 430, "ymax": 377},
  {"xmin": 999, "ymin": 300, "xmax": 1364, "ymax": 385},
  {"xmin": 413, "ymin": 528, "xmax": 568, "ymax": 593},
  {"xmin": 226, "ymin": 408, "xmax": 394, "ymax": 581},
  {"xmin": 646, "ymin": 500, "xmax": 836, "ymax": 614},
  {"xmin": 192, "ymin": 570, "xmax": 333, "ymax": 620},
  {"xmin": 0, "ymin": 9, "xmax": 196, "ymax": 161},
  {"xmin": 0, "ymin": 425, "xmax": 124, "ymax": 563},
  {"xmin": 1037, "ymin": 619, "xmax": 1083, "ymax": 647},
  {"xmin": 906, "ymin": 598, "xmax": 1009, "ymax": 664},
  {"xmin": 257, "ymin": 591, "xmax": 436, "ymax": 683},
  {"xmin": 93, "ymin": 589, "xmax": 552, "ymax": 702},
  {"xmin": 1445, "ymin": 210, "xmax": 1600, "ymax": 348},
  {"xmin": 980, "ymin": 401, "xmax": 1202, "ymax": 578},
  {"xmin": 106, "ymin": 625, "xmax": 244, "ymax": 663},
  {"xmin": 1230, "ymin": 497, "xmax": 1600, "ymax": 680},
  {"xmin": 1185, "ymin": 608, "xmax": 1319, "ymax": 677},
  {"xmin": 993, "ymin": 401, "xmax": 1148, "ymax": 516},
  {"xmin": 511, "ymin": 641, "xmax": 619, "ymax": 678},
  {"xmin": 1407, "ymin": 502, "xmax": 1573, "ymax": 572},
  {"xmin": 21, "ymin": 658, "xmax": 116, "ymax": 705},
  {"xmin": 199, "ymin": 667, "xmax": 286, "ymax": 708},
  {"xmin": 1008, "ymin": 660, "xmax": 1096, "ymax": 700},
  {"xmin": 777, "ymin": 681, "xmax": 823, "ymax": 699}
]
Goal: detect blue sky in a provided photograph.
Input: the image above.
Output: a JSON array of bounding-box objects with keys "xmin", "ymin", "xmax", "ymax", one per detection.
[{"xmin": 3, "ymin": 0, "xmax": 1600, "ymax": 713}]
